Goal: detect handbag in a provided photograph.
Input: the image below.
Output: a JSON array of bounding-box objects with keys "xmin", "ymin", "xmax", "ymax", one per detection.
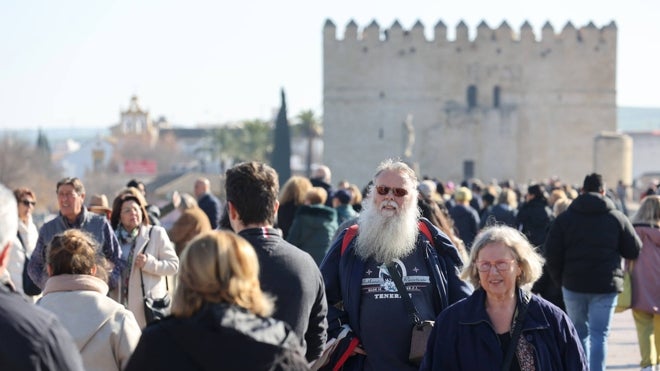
[
  {"xmin": 17, "ymin": 232, "xmax": 41, "ymax": 296},
  {"xmin": 139, "ymin": 227, "xmax": 172, "ymax": 324},
  {"xmin": 387, "ymin": 262, "xmax": 434, "ymax": 365},
  {"xmin": 615, "ymin": 260, "xmax": 633, "ymax": 313}
]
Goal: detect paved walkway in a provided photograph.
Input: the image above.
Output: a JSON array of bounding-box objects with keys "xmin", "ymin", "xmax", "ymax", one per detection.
[{"xmin": 607, "ymin": 310, "xmax": 641, "ymax": 370}]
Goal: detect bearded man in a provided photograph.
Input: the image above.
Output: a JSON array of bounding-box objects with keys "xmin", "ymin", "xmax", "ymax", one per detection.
[{"xmin": 320, "ymin": 159, "xmax": 472, "ymax": 371}]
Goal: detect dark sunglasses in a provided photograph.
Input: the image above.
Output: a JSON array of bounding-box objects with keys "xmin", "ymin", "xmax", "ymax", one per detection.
[
  {"xmin": 375, "ymin": 185, "xmax": 408, "ymax": 197},
  {"xmin": 21, "ymin": 200, "xmax": 36, "ymax": 207}
]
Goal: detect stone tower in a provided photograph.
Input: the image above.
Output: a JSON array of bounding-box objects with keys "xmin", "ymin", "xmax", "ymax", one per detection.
[{"xmin": 323, "ymin": 19, "xmax": 624, "ymax": 186}]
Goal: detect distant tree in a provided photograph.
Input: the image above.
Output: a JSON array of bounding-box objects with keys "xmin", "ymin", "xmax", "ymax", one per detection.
[
  {"xmin": 271, "ymin": 89, "xmax": 291, "ymax": 185},
  {"xmin": 36, "ymin": 128, "xmax": 51, "ymax": 159},
  {"xmin": 296, "ymin": 110, "xmax": 322, "ymax": 178},
  {"xmin": 212, "ymin": 119, "xmax": 273, "ymax": 164}
]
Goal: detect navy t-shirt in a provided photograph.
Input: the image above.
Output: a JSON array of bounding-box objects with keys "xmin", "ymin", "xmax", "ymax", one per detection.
[{"xmin": 358, "ymin": 247, "xmax": 436, "ymax": 370}]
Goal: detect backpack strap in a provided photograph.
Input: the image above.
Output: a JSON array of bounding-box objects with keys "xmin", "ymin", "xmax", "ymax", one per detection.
[
  {"xmin": 340, "ymin": 220, "xmax": 434, "ymax": 256},
  {"xmin": 340, "ymin": 224, "xmax": 359, "ymax": 255}
]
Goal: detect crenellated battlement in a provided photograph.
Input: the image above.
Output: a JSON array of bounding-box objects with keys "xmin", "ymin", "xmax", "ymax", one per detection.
[{"xmin": 324, "ymin": 19, "xmax": 616, "ymax": 44}]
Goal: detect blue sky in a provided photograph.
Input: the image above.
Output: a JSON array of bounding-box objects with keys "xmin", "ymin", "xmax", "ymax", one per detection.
[{"xmin": 1, "ymin": 0, "xmax": 658, "ymax": 129}]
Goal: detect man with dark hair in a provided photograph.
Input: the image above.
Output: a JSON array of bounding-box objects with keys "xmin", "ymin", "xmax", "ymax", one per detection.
[
  {"xmin": 28, "ymin": 177, "xmax": 123, "ymax": 290},
  {"xmin": 0, "ymin": 183, "xmax": 85, "ymax": 371},
  {"xmin": 225, "ymin": 162, "xmax": 327, "ymax": 362},
  {"xmin": 545, "ymin": 172, "xmax": 641, "ymax": 371}
]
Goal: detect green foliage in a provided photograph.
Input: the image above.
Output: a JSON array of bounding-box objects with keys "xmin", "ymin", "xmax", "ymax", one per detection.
[{"xmin": 212, "ymin": 119, "xmax": 273, "ymax": 163}]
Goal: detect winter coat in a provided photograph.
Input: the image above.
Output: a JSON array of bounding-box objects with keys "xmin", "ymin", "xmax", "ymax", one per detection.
[
  {"xmin": 630, "ymin": 224, "xmax": 660, "ymax": 313},
  {"xmin": 448, "ymin": 204, "xmax": 480, "ymax": 249},
  {"xmin": 545, "ymin": 192, "xmax": 641, "ymax": 294},
  {"xmin": 287, "ymin": 204, "xmax": 338, "ymax": 265},
  {"xmin": 516, "ymin": 198, "xmax": 553, "ymax": 247},
  {"xmin": 240, "ymin": 227, "xmax": 328, "ymax": 362},
  {"xmin": 197, "ymin": 192, "xmax": 222, "ymax": 230},
  {"xmin": 276, "ymin": 201, "xmax": 298, "ymax": 239},
  {"xmin": 320, "ymin": 218, "xmax": 472, "ymax": 370},
  {"xmin": 480, "ymin": 204, "xmax": 517, "ymax": 229},
  {"xmin": 38, "ymin": 274, "xmax": 141, "ymax": 371},
  {"xmin": 0, "ymin": 279, "xmax": 84, "ymax": 371},
  {"xmin": 125, "ymin": 303, "xmax": 308, "ymax": 371},
  {"xmin": 111, "ymin": 225, "xmax": 179, "ymax": 328},
  {"xmin": 335, "ymin": 204, "xmax": 358, "ymax": 225},
  {"xmin": 420, "ymin": 288, "xmax": 587, "ymax": 370},
  {"xmin": 29, "ymin": 208, "xmax": 122, "ymax": 289}
]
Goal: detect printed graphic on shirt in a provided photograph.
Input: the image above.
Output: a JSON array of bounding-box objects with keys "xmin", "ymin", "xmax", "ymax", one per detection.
[{"xmin": 361, "ymin": 259, "xmax": 431, "ymax": 300}]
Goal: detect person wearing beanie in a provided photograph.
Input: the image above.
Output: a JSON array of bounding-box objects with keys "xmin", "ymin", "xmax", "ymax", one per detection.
[{"xmin": 332, "ymin": 189, "xmax": 358, "ymax": 225}]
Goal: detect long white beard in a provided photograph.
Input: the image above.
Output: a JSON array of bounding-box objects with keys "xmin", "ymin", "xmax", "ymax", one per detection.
[{"xmin": 355, "ymin": 196, "xmax": 420, "ymax": 263}]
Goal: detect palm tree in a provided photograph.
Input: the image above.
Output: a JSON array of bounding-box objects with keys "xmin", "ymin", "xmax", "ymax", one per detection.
[{"xmin": 297, "ymin": 110, "xmax": 322, "ymax": 178}]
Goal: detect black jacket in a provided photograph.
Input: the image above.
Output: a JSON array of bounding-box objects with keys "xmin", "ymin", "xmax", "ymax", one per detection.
[
  {"xmin": 197, "ymin": 193, "xmax": 222, "ymax": 230},
  {"xmin": 0, "ymin": 281, "xmax": 84, "ymax": 370},
  {"xmin": 240, "ymin": 227, "xmax": 328, "ymax": 362},
  {"xmin": 516, "ymin": 198, "xmax": 553, "ymax": 247},
  {"xmin": 545, "ymin": 192, "xmax": 641, "ymax": 293},
  {"xmin": 125, "ymin": 303, "xmax": 308, "ymax": 371}
]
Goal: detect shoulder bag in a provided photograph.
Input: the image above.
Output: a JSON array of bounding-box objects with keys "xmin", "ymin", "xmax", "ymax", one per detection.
[
  {"xmin": 139, "ymin": 227, "xmax": 172, "ymax": 324},
  {"xmin": 387, "ymin": 262, "xmax": 434, "ymax": 366}
]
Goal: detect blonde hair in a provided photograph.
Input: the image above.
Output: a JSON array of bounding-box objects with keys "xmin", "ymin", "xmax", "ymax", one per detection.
[
  {"xmin": 461, "ymin": 225, "xmax": 544, "ymax": 290},
  {"xmin": 304, "ymin": 187, "xmax": 328, "ymax": 205},
  {"xmin": 553, "ymin": 198, "xmax": 572, "ymax": 217},
  {"xmin": 632, "ymin": 195, "xmax": 660, "ymax": 226},
  {"xmin": 278, "ymin": 176, "xmax": 313, "ymax": 206},
  {"xmin": 172, "ymin": 230, "xmax": 273, "ymax": 318}
]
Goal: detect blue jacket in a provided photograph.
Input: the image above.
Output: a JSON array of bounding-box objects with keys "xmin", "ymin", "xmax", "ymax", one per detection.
[
  {"xmin": 197, "ymin": 193, "xmax": 222, "ymax": 230},
  {"xmin": 28, "ymin": 208, "xmax": 123, "ymax": 289},
  {"xmin": 420, "ymin": 288, "xmax": 587, "ymax": 371},
  {"xmin": 320, "ymin": 218, "xmax": 472, "ymax": 369}
]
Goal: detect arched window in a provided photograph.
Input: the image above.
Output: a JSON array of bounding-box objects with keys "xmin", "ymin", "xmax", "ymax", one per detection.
[
  {"xmin": 493, "ymin": 86, "xmax": 501, "ymax": 108},
  {"xmin": 467, "ymin": 85, "xmax": 477, "ymax": 109}
]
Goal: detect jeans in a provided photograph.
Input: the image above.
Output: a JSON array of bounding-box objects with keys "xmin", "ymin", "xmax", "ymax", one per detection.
[{"xmin": 562, "ymin": 287, "xmax": 617, "ymax": 371}]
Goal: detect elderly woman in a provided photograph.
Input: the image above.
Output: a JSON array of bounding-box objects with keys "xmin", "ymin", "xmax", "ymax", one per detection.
[
  {"xmin": 38, "ymin": 229, "xmax": 141, "ymax": 371},
  {"xmin": 421, "ymin": 225, "xmax": 586, "ymax": 370},
  {"xmin": 125, "ymin": 230, "xmax": 308, "ymax": 370},
  {"xmin": 110, "ymin": 188, "xmax": 179, "ymax": 328},
  {"xmin": 630, "ymin": 195, "xmax": 660, "ymax": 370}
]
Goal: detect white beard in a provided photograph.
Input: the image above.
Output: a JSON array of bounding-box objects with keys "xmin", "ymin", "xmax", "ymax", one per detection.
[{"xmin": 355, "ymin": 196, "xmax": 420, "ymax": 263}]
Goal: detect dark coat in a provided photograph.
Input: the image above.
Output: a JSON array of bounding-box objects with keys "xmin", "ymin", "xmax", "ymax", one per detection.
[
  {"xmin": 287, "ymin": 204, "xmax": 338, "ymax": 265},
  {"xmin": 516, "ymin": 198, "xmax": 553, "ymax": 247},
  {"xmin": 448, "ymin": 204, "xmax": 480, "ymax": 249},
  {"xmin": 276, "ymin": 201, "xmax": 297, "ymax": 240},
  {"xmin": 240, "ymin": 227, "xmax": 328, "ymax": 362},
  {"xmin": 197, "ymin": 193, "xmax": 222, "ymax": 230},
  {"xmin": 420, "ymin": 288, "xmax": 587, "ymax": 371},
  {"xmin": 480, "ymin": 204, "xmax": 517, "ymax": 229},
  {"xmin": 125, "ymin": 303, "xmax": 308, "ymax": 371},
  {"xmin": 545, "ymin": 192, "xmax": 641, "ymax": 294},
  {"xmin": 0, "ymin": 282, "xmax": 84, "ymax": 371}
]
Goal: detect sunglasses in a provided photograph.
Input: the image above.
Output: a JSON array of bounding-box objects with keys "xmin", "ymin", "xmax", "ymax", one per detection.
[
  {"xmin": 375, "ymin": 185, "xmax": 408, "ymax": 197},
  {"xmin": 21, "ymin": 200, "xmax": 36, "ymax": 207}
]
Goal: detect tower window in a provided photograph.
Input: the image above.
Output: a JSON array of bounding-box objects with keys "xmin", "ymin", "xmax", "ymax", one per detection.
[
  {"xmin": 493, "ymin": 86, "xmax": 501, "ymax": 108},
  {"xmin": 467, "ymin": 85, "xmax": 477, "ymax": 109}
]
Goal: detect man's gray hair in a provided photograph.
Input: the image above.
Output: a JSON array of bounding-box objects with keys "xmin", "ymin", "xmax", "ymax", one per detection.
[
  {"xmin": 373, "ymin": 159, "xmax": 418, "ymax": 188},
  {"xmin": 0, "ymin": 183, "xmax": 18, "ymax": 249}
]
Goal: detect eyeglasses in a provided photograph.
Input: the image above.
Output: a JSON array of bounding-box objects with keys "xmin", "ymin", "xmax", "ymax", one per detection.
[
  {"xmin": 375, "ymin": 185, "xmax": 408, "ymax": 197},
  {"xmin": 476, "ymin": 259, "xmax": 517, "ymax": 272},
  {"xmin": 21, "ymin": 200, "xmax": 36, "ymax": 207},
  {"xmin": 57, "ymin": 191, "xmax": 78, "ymax": 199}
]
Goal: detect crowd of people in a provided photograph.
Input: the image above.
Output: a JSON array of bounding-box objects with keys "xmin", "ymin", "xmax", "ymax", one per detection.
[{"xmin": 0, "ymin": 159, "xmax": 658, "ymax": 371}]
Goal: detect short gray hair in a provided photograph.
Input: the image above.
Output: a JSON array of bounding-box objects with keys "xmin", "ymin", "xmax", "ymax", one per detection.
[
  {"xmin": 0, "ymin": 183, "xmax": 18, "ymax": 250},
  {"xmin": 461, "ymin": 225, "xmax": 544, "ymax": 290}
]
